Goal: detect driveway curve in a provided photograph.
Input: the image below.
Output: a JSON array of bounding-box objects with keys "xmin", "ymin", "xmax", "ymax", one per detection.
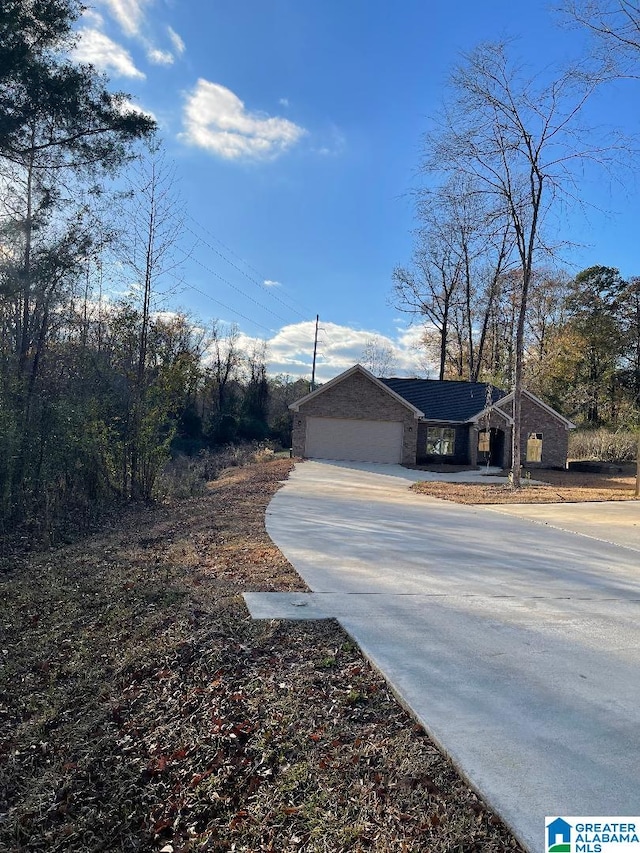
[{"xmin": 263, "ymin": 461, "xmax": 640, "ymax": 852}]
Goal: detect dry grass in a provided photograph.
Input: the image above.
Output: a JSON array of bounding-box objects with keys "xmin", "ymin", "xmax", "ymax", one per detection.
[
  {"xmin": 0, "ymin": 459, "xmax": 521, "ymax": 853},
  {"xmin": 411, "ymin": 468, "xmax": 638, "ymax": 504}
]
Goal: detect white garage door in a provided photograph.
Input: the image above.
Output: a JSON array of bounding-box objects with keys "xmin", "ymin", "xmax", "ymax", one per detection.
[{"xmin": 305, "ymin": 417, "xmax": 403, "ymax": 464}]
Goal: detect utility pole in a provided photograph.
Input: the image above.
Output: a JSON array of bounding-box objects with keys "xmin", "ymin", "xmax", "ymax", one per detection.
[{"xmin": 311, "ymin": 314, "xmax": 319, "ymax": 391}]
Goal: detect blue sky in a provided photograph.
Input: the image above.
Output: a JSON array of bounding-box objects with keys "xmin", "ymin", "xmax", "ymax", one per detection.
[{"xmin": 74, "ymin": 0, "xmax": 640, "ymax": 380}]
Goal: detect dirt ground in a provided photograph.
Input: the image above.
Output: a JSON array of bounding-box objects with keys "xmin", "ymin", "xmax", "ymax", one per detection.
[
  {"xmin": 0, "ymin": 459, "xmax": 522, "ymax": 853},
  {"xmin": 411, "ymin": 467, "xmax": 639, "ymax": 504}
]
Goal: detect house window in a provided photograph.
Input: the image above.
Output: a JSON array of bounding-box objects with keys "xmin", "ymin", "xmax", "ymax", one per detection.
[
  {"xmin": 426, "ymin": 427, "xmax": 456, "ymax": 456},
  {"xmin": 526, "ymin": 432, "xmax": 543, "ymax": 462},
  {"xmin": 478, "ymin": 430, "xmax": 490, "ymax": 453}
]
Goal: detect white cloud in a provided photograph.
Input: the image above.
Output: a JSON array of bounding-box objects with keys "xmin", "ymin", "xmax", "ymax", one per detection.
[
  {"xmin": 198, "ymin": 319, "xmax": 437, "ymax": 381},
  {"xmin": 263, "ymin": 279, "xmax": 281, "ymax": 288},
  {"xmin": 240, "ymin": 321, "xmax": 435, "ymax": 381},
  {"xmin": 81, "ymin": 8, "xmax": 105, "ymax": 28},
  {"xmin": 95, "ymin": 1, "xmax": 184, "ymax": 69},
  {"xmin": 167, "ymin": 26, "xmax": 185, "ymax": 55},
  {"xmin": 147, "ymin": 46, "xmax": 174, "ymax": 66},
  {"xmin": 180, "ymin": 79, "xmax": 307, "ymax": 161},
  {"xmin": 279, "ymin": 97, "xmax": 289, "ymax": 108},
  {"xmin": 118, "ymin": 98, "xmax": 156, "ymax": 121},
  {"xmin": 98, "ymin": 0, "xmax": 149, "ymax": 36},
  {"xmin": 73, "ymin": 28, "xmax": 145, "ymax": 79},
  {"xmin": 396, "ymin": 324, "xmax": 428, "ymax": 350}
]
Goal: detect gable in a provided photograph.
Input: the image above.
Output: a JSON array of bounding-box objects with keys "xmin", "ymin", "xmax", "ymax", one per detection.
[
  {"xmin": 495, "ymin": 390, "xmax": 575, "ymax": 429},
  {"xmin": 289, "ymin": 364, "xmax": 422, "ymax": 418}
]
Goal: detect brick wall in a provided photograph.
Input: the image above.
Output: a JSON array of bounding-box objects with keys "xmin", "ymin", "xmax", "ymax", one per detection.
[
  {"xmin": 495, "ymin": 394, "xmax": 569, "ymax": 469},
  {"xmin": 470, "ymin": 412, "xmax": 512, "ymax": 467},
  {"xmin": 291, "ymin": 370, "xmax": 418, "ymax": 464}
]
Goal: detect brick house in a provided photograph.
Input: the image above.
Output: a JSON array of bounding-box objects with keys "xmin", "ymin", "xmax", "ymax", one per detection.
[{"xmin": 290, "ymin": 364, "xmax": 574, "ymax": 469}]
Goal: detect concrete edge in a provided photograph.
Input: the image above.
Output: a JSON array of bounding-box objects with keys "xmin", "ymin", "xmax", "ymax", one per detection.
[{"xmin": 335, "ymin": 625, "xmax": 532, "ymax": 853}]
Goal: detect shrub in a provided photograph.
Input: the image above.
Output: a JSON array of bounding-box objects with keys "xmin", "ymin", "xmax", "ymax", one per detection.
[
  {"xmin": 156, "ymin": 443, "xmax": 274, "ymax": 499},
  {"xmin": 569, "ymin": 428, "xmax": 638, "ymax": 463},
  {"xmin": 253, "ymin": 444, "xmax": 276, "ymax": 463}
]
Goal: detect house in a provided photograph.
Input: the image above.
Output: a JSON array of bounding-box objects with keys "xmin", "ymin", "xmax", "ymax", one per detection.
[{"xmin": 290, "ymin": 364, "xmax": 574, "ymax": 469}]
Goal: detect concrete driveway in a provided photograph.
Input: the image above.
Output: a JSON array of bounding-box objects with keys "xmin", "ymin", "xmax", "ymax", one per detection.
[
  {"xmin": 246, "ymin": 461, "xmax": 640, "ymax": 852},
  {"xmin": 491, "ymin": 500, "xmax": 640, "ymax": 552}
]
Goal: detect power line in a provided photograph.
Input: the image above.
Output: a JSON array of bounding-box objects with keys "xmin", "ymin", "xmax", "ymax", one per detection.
[
  {"xmin": 166, "ymin": 271, "xmax": 274, "ymax": 335},
  {"xmin": 185, "ymin": 223, "xmax": 308, "ymax": 322},
  {"xmin": 184, "ymin": 213, "xmax": 315, "ymax": 319},
  {"xmin": 186, "ymin": 213, "xmax": 264, "ymax": 280},
  {"xmin": 177, "ymin": 247, "xmax": 294, "ymax": 326}
]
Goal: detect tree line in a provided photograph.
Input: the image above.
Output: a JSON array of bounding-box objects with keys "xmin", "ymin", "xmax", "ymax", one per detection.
[
  {"xmin": 392, "ymin": 3, "xmax": 640, "ymax": 482},
  {"xmin": 4, "ymin": 0, "xmax": 639, "ymax": 537},
  {"xmin": 0, "ymin": 1, "xmax": 306, "ymax": 543},
  {"xmin": 394, "ymin": 259, "xmax": 640, "ymax": 429}
]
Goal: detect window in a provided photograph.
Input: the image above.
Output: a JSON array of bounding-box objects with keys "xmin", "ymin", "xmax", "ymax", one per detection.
[
  {"xmin": 478, "ymin": 430, "xmax": 490, "ymax": 453},
  {"xmin": 526, "ymin": 432, "xmax": 543, "ymax": 462},
  {"xmin": 426, "ymin": 427, "xmax": 456, "ymax": 456}
]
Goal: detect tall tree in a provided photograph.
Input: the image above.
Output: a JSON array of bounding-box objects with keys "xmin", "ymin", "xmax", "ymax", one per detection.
[
  {"xmin": 240, "ymin": 341, "xmax": 270, "ymax": 440},
  {"xmin": 0, "ymin": 0, "xmax": 154, "ymax": 527},
  {"xmin": 523, "ymin": 269, "xmax": 571, "ymax": 394},
  {"xmin": 619, "ymin": 276, "xmax": 640, "ymax": 413},
  {"xmin": 205, "ymin": 321, "xmax": 243, "ymax": 443},
  {"xmin": 392, "ymin": 239, "xmax": 462, "ymax": 381},
  {"xmin": 423, "ymin": 42, "xmax": 607, "ymax": 485},
  {"xmin": 394, "ymin": 177, "xmax": 514, "ymax": 382},
  {"xmin": 118, "ymin": 147, "xmax": 184, "ymax": 498},
  {"xmin": 0, "ymin": 0, "xmax": 154, "ymax": 382},
  {"xmin": 564, "ymin": 265, "xmax": 626, "ymax": 424}
]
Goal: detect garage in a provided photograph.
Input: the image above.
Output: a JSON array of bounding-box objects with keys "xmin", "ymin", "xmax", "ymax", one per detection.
[{"xmin": 305, "ymin": 417, "xmax": 404, "ymax": 464}]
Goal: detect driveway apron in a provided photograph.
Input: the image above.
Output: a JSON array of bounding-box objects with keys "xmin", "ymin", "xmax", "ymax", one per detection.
[{"xmin": 259, "ymin": 461, "xmax": 640, "ymax": 852}]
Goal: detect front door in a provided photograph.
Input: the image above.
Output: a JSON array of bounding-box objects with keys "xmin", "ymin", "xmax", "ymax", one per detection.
[
  {"xmin": 478, "ymin": 427, "xmax": 506, "ymax": 467},
  {"xmin": 489, "ymin": 428, "xmax": 505, "ymax": 467}
]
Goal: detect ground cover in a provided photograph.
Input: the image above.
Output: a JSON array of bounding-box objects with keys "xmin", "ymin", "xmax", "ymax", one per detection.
[
  {"xmin": 1, "ymin": 459, "xmax": 522, "ymax": 852},
  {"xmin": 410, "ymin": 468, "xmax": 638, "ymax": 504}
]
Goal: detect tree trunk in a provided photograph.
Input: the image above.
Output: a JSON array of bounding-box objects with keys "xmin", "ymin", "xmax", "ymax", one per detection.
[
  {"xmin": 18, "ymin": 136, "xmax": 36, "ymax": 375},
  {"xmin": 439, "ymin": 304, "xmax": 449, "ymax": 380}
]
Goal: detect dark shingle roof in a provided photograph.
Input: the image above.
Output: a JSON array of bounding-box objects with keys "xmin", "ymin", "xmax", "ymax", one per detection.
[{"xmin": 381, "ymin": 378, "xmax": 507, "ymax": 422}]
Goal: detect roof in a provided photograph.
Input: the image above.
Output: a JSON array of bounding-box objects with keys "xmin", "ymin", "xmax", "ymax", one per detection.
[
  {"xmin": 381, "ymin": 378, "xmax": 506, "ymax": 422},
  {"xmin": 289, "ymin": 365, "xmax": 574, "ymax": 429}
]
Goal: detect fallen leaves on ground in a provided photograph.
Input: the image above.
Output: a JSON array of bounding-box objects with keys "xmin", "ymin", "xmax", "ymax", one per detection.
[
  {"xmin": 1, "ymin": 459, "xmax": 522, "ymax": 852},
  {"xmin": 411, "ymin": 468, "xmax": 638, "ymax": 504}
]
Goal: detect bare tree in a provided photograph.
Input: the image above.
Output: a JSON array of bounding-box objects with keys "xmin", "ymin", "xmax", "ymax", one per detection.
[
  {"xmin": 563, "ymin": 1, "xmax": 640, "ymax": 70},
  {"xmin": 392, "ymin": 257, "xmax": 458, "ymax": 381},
  {"xmin": 206, "ymin": 321, "xmax": 242, "ymax": 417},
  {"xmin": 393, "ymin": 177, "xmax": 514, "ymax": 381},
  {"xmin": 392, "ymin": 195, "xmax": 464, "ymax": 380},
  {"xmin": 360, "ymin": 336, "xmax": 398, "ymax": 377},
  {"xmin": 524, "ymin": 269, "xmax": 571, "ymax": 381},
  {"xmin": 441, "ymin": 187, "xmax": 515, "ymax": 382},
  {"xmin": 424, "ymin": 42, "xmax": 609, "ymax": 485},
  {"xmin": 119, "ymin": 145, "xmax": 184, "ymax": 498}
]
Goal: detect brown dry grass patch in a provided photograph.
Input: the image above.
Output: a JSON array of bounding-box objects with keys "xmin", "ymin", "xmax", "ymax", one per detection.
[
  {"xmin": 411, "ymin": 468, "xmax": 638, "ymax": 504},
  {"xmin": 1, "ymin": 459, "xmax": 521, "ymax": 853}
]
